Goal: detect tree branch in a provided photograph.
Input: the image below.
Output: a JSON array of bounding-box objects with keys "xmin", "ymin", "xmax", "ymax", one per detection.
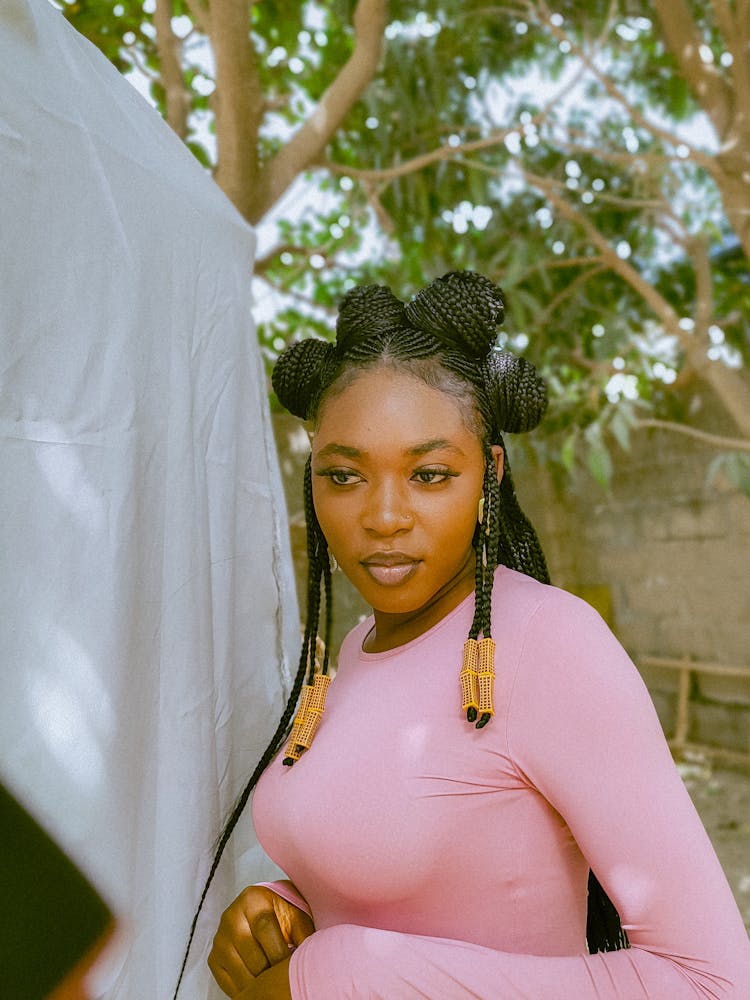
[
  {"xmin": 125, "ymin": 46, "xmax": 159, "ymax": 82},
  {"xmin": 522, "ymin": 169, "xmax": 750, "ymax": 436},
  {"xmin": 710, "ymin": 0, "xmax": 750, "ymax": 130},
  {"xmin": 324, "ymin": 129, "xmax": 512, "ymax": 182},
  {"xmin": 322, "ymin": 54, "xmax": 588, "ymax": 183},
  {"xmin": 362, "ymin": 180, "xmax": 396, "ymax": 233},
  {"xmin": 692, "ymin": 235, "xmax": 715, "ymax": 339},
  {"xmin": 524, "ymin": 171, "xmax": 683, "ymax": 335},
  {"xmin": 635, "ymin": 419, "xmax": 750, "ymax": 453},
  {"xmin": 153, "ymin": 0, "xmax": 190, "ymax": 139},
  {"xmin": 651, "ymin": 0, "xmax": 734, "ymax": 138},
  {"xmin": 254, "ymin": 272, "xmax": 338, "ymax": 318},
  {"xmin": 513, "ymin": 255, "xmax": 606, "ymax": 285},
  {"xmin": 557, "ymin": 144, "xmax": 679, "ymax": 169},
  {"xmin": 250, "ymin": 0, "xmax": 388, "ymax": 223},
  {"xmin": 532, "ymin": 0, "xmax": 715, "ymax": 170},
  {"xmin": 739, "ymin": 0, "xmax": 750, "ymax": 46},
  {"xmin": 183, "ymin": 0, "xmax": 209, "ymax": 35},
  {"xmin": 253, "ymin": 244, "xmax": 309, "ymax": 275},
  {"xmin": 535, "ymin": 264, "xmax": 607, "ymax": 329}
]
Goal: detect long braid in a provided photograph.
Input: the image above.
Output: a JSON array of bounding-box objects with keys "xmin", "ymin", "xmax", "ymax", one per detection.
[
  {"xmin": 171, "ymin": 653, "xmax": 308, "ymax": 998},
  {"xmin": 468, "ymin": 516, "xmax": 486, "ymax": 643},
  {"xmin": 321, "ymin": 541, "xmax": 333, "ymax": 675},
  {"xmin": 308, "ymin": 453, "xmax": 334, "ymax": 678},
  {"xmin": 172, "ymin": 465, "xmax": 330, "ymax": 995},
  {"xmin": 494, "ymin": 462, "xmax": 550, "ymax": 584},
  {"xmin": 301, "ymin": 456, "xmax": 323, "ymax": 685}
]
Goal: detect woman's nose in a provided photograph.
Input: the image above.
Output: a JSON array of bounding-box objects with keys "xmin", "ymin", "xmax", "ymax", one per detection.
[{"xmin": 361, "ymin": 481, "xmax": 413, "ymax": 535}]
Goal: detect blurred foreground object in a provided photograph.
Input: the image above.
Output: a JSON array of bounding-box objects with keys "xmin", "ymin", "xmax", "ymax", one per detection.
[{"xmin": 0, "ymin": 782, "xmax": 115, "ymax": 1000}]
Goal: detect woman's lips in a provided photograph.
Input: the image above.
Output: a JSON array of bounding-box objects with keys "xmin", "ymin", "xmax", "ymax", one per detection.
[{"xmin": 361, "ymin": 555, "xmax": 420, "ymax": 586}]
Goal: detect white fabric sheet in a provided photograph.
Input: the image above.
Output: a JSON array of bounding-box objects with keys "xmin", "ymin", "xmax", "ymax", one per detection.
[{"xmin": 0, "ymin": 2, "xmax": 298, "ymax": 996}]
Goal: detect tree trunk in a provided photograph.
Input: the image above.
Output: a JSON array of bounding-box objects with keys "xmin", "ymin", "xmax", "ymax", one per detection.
[
  {"xmin": 210, "ymin": 0, "xmax": 264, "ymax": 221},
  {"xmin": 714, "ymin": 155, "xmax": 750, "ymax": 263},
  {"xmin": 248, "ymin": 0, "xmax": 387, "ymax": 223}
]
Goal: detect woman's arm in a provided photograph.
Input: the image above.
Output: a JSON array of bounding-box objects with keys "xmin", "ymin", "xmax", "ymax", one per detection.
[
  {"xmin": 289, "ymin": 922, "xmax": 709, "ymax": 999},
  {"xmin": 502, "ymin": 591, "xmax": 750, "ymax": 996}
]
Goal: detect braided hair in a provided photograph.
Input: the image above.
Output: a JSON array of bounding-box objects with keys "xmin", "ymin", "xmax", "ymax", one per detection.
[{"xmin": 172, "ymin": 272, "xmax": 626, "ymax": 998}]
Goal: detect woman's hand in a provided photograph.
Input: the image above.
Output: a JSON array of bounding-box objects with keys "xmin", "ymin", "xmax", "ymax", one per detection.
[
  {"xmin": 234, "ymin": 958, "xmax": 294, "ymax": 1000},
  {"xmin": 208, "ymin": 883, "xmax": 314, "ymax": 997}
]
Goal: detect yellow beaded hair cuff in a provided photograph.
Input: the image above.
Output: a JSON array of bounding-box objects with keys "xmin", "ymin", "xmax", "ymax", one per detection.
[
  {"xmin": 460, "ymin": 636, "xmax": 495, "ymax": 728},
  {"xmin": 283, "ymin": 671, "xmax": 331, "ymax": 764}
]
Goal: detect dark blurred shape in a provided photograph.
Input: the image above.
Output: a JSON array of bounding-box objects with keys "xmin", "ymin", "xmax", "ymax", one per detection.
[{"xmin": 0, "ymin": 782, "xmax": 114, "ymax": 1000}]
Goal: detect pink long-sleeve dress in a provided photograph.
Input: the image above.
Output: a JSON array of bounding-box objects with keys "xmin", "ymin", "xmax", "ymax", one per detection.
[{"xmin": 252, "ymin": 566, "xmax": 750, "ymax": 998}]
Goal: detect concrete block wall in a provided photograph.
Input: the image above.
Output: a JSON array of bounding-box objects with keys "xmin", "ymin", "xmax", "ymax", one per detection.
[{"xmin": 513, "ymin": 407, "xmax": 750, "ymax": 754}]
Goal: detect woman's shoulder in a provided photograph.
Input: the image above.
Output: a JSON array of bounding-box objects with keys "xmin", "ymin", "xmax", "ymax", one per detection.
[
  {"xmin": 491, "ymin": 565, "xmax": 605, "ymax": 638},
  {"xmin": 495, "ymin": 566, "xmax": 647, "ymax": 713}
]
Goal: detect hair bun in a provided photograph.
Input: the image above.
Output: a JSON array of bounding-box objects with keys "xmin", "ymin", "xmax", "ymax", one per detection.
[
  {"xmin": 485, "ymin": 351, "xmax": 547, "ymax": 434},
  {"xmin": 335, "ymin": 285, "xmax": 407, "ymax": 354},
  {"xmin": 403, "ymin": 271, "xmax": 505, "ymax": 358},
  {"xmin": 272, "ymin": 338, "xmax": 336, "ymax": 419}
]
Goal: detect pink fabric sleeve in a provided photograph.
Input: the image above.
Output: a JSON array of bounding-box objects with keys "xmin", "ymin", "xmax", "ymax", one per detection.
[
  {"xmin": 287, "ymin": 594, "xmax": 750, "ymax": 998},
  {"xmin": 290, "ymin": 924, "xmax": 694, "ymax": 999}
]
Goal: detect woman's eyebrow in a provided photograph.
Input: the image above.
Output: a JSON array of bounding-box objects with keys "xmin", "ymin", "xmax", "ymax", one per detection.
[
  {"xmin": 315, "ymin": 443, "xmax": 363, "ymax": 459},
  {"xmin": 315, "ymin": 439, "xmax": 465, "ymax": 460},
  {"xmin": 407, "ymin": 438, "xmax": 464, "ymax": 457}
]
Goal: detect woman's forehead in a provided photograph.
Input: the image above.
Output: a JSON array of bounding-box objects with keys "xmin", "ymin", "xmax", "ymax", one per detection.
[
  {"xmin": 312, "ymin": 369, "xmax": 483, "ymax": 460},
  {"xmin": 317, "ymin": 368, "xmax": 468, "ymax": 425}
]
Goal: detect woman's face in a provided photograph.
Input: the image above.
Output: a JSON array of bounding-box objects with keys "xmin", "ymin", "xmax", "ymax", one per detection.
[{"xmin": 311, "ymin": 367, "xmax": 496, "ymax": 641}]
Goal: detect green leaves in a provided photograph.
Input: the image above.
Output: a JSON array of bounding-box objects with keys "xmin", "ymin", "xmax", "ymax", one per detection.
[
  {"xmin": 585, "ymin": 430, "xmax": 613, "ymax": 489},
  {"xmin": 706, "ymin": 453, "xmax": 750, "ymax": 498}
]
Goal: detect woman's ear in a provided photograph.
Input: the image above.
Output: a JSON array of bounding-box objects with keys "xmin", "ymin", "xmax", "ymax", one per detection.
[{"xmin": 490, "ymin": 445, "xmax": 504, "ymax": 484}]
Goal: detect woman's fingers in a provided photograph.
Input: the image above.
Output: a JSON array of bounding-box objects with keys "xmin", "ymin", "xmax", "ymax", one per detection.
[
  {"xmin": 249, "ymin": 909, "xmax": 290, "ymax": 966},
  {"xmin": 209, "ymin": 890, "xmax": 277, "ymax": 989},
  {"xmin": 235, "ymin": 958, "xmax": 293, "ymax": 1000},
  {"xmin": 207, "ymin": 941, "xmax": 255, "ymax": 996},
  {"xmin": 270, "ymin": 893, "xmax": 315, "ymax": 949},
  {"xmin": 287, "ymin": 907, "xmax": 315, "ymax": 947}
]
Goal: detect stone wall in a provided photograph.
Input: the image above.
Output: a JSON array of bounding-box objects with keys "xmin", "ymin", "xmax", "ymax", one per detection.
[
  {"xmin": 513, "ymin": 414, "xmax": 750, "ymax": 756},
  {"xmin": 273, "ymin": 397, "xmax": 750, "ymax": 756}
]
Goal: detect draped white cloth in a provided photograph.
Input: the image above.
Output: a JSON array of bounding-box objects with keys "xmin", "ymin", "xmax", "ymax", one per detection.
[{"xmin": 0, "ymin": 2, "xmax": 298, "ymax": 996}]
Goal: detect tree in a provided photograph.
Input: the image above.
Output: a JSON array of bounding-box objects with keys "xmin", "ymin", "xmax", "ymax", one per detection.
[{"xmin": 61, "ymin": 0, "xmax": 750, "ymax": 486}]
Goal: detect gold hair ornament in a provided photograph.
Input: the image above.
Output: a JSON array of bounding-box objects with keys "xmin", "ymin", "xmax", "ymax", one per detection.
[
  {"xmin": 282, "ymin": 671, "xmax": 331, "ymax": 764},
  {"xmin": 460, "ymin": 636, "xmax": 496, "ymax": 727}
]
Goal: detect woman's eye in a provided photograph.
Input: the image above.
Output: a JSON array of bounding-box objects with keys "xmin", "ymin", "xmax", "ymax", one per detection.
[
  {"xmin": 413, "ymin": 468, "xmax": 453, "ymax": 484},
  {"xmin": 328, "ymin": 470, "xmax": 359, "ymax": 485}
]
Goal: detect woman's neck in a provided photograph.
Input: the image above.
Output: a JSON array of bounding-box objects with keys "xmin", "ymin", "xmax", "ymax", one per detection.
[{"xmin": 363, "ymin": 555, "xmax": 476, "ymax": 653}]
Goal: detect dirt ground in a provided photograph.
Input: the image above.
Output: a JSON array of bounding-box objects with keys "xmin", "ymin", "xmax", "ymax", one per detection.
[{"xmin": 678, "ymin": 756, "xmax": 750, "ymax": 932}]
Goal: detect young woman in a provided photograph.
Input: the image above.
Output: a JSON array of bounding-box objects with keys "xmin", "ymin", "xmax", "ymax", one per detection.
[{"xmin": 203, "ymin": 272, "xmax": 750, "ymax": 999}]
